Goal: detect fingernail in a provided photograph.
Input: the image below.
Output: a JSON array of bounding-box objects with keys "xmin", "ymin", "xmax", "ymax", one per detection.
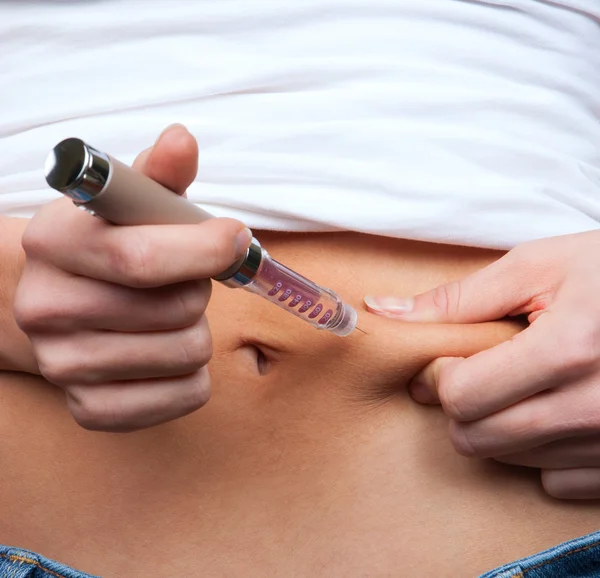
[
  {"xmin": 364, "ymin": 295, "xmax": 414, "ymax": 315},
  {"xmin": 409, "ymin": 379, "xmax": 437, "ymax": 404},
  {"xmin": 235, "ymin": 227, "xmax": 253, "ymax": 259}
]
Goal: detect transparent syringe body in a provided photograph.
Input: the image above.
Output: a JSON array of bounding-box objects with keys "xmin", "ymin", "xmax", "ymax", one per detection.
[{"xmin": 243, "ymin": 248, "xmax": 357, "ymax": 337}]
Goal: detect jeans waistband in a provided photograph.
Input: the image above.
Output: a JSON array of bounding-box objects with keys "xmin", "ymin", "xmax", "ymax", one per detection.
[
  {"xmin": 1, "ymin": 530, "xmax": 599, "ymax": 577},
  {"xmin": 0, "ymin": 547, "xmax": 99, "ymax": 578},
  {"xmin": 479, "ymin": 530, "xmax": 600, "ymax": 577}
]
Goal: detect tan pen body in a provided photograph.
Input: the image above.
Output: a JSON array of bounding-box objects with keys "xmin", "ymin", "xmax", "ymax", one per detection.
[{"xmin": 44, "ymin": 138, "xmax": 358, "ymax": 337}]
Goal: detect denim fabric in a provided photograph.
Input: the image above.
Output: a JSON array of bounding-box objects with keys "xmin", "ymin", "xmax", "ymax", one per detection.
[
  {"xmin": 479, "ymin": 530, "xmax": 600, "ymax": 577},
  {"xmin": 0, "ymin": 547, "xmax": 98, "ymax": 578},
  {"xmin": 1, "ymin": 531, "xmax": 599, "ymax": 577}
]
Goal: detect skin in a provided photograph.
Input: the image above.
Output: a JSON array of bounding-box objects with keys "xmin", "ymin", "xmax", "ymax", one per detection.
[
  {"xmin": 13, "ymin": 124, "xmax": 252, "ymax": 432},
  {"xmin": 366, "ymin": 234, "xmax": 600, "ymax": 499},
  {"xmin": 2, "ymin": 233, "xmax": 600, "ymax": 577},
  {"xmin": 1, "ymin": 126, "xmax": 600, "ymax": 575},
  {"xmin": 0, "ymin": 215, "xmax": 35, "ymax": 373},
  {"xmin": 5, "ymin": 123, "xmax": 600, "ymax": 504}
]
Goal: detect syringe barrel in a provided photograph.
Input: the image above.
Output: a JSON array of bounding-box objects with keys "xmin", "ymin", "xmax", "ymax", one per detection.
[
  {"xmin": 244, "ymin": 248, "xmax": 357, "ymax": 336},
  {"xmin": 44, "ymin": 137, "xmax": 357, "ymax": 337}
]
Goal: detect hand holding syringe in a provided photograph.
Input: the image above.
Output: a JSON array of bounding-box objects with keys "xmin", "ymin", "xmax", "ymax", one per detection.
[
  {"xmin": 17, "ymin": 126, "xmax": 268, "ymax": 432},
  {"xmin": 44, "ymin": 138, "xmax": 359, "ymax": 337}
]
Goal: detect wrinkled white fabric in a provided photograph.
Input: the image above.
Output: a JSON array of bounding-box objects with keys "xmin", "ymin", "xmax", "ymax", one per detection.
[{"xmin": 1, "ymin": 0, "xmax": 599, "ymax": 249}]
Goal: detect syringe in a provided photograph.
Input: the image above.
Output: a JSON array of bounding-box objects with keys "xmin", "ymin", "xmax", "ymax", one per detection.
[{"xmin": 44, "ymin": 138, "xmax": 359, "ymax": 337}]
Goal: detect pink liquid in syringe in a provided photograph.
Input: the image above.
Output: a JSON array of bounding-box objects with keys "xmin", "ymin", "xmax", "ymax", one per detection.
[{"xmin": 252, "ymin": 256, "xmax": 337, "ymax": 326}]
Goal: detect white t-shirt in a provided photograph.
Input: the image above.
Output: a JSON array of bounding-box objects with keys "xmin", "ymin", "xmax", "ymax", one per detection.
[{"xmin": 1, "ymin": 0, "xmax": 599, "ymax": 249}]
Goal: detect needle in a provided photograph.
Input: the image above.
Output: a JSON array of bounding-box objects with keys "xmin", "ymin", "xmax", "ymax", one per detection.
[{"xmin": 355, "ymin": 326, "xmax": 368, "ymax": 335}]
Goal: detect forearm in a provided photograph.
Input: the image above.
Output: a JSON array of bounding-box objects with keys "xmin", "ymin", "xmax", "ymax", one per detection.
[{"xmin": 0, "ymin": 216, "xmax": 38, "ymax": 373}]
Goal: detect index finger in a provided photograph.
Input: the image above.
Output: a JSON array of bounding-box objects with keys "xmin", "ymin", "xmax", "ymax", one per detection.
[
  {"xmin": 435, "ymin": 312, "xmax": 579, "ymax": 422},
  {"xmin": 24, "ymin": 200, "xmax": 251, "ymax": 287}
]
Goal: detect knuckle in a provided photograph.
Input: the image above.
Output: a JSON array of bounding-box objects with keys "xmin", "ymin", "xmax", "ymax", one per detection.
[
  {"xmin": 439, "ymin": 386, "xmax": 466, "ymax": 422},
  {"xmin": 38, "ymin": 353, "xmax": 77, "ymax": 387},
  {"xmin": 179, "ymin": 370, "xmax": 212, "ymax": 412},
  {"xmin": 21, "ymin": 224, "xmax": 50, "ymax": 258},
  {"xmin": 179, "ymin": 324, "xmax": 213, "ymax": 369},
  {"xmin": 13, "ymin": 272, "xmax": 48, "ymax": 332},
  {"xmin": 204, "ymin": 232, "xmax": 236, "ymax": 273},
  {"xmin": 66, "ymin": 390, "xmax": 116, "ymax": 432},
  {"xmin": 107, "ymin": 232, "xmax": 158, "ymax": 287},
  {"xmin": 175, "ymin": 281, "xmax": 212, "ymax": 324},
  {"xmin": 522, "ymin": 403, "xmax": 549, "ymax": 434},
  {"xmin": 13, "ymin": 295, "xmax": 41, "ymax": 333},
  {"xmin": 437, "ymin": 370, "xmax": 473, "ymax": 422},
  {"xmin": 13, "ymin": 293, "xmax": 61, "ymax": 333},
  {"xmin": 553, "ymin": 322, "xmax": 600, "ymax": 377},
  {"xmin": 431, "ymin": 281, "xmax": 462, "ymax": 319},
  {"xmin": 448, "ymin": 422, "xmax": 478, "ymax": 457},
  {"xmin": 557, "ymin": 388, "xmax": 600, "ymax": 435},
  {"xmin": 37, "ymin": 344, "xmax": 91, "ymax": 387}
]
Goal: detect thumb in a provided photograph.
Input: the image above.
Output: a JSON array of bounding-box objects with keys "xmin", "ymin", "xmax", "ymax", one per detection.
[
  {"xmin": 408, "ymin": 357, "xmax": 463, "ymax": 405},
  {"xmin": 364, "ymin": 251, "xmax": 533, "ymax": 323},
  {"xmin": 132, "ymin": 124, "xmax": 199, "ymax": 196}
]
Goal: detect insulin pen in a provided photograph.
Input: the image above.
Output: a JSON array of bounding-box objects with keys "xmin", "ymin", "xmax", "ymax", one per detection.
[{"xmin": 44, "ymin": 138, "xmax": 359, "ymax": 337}]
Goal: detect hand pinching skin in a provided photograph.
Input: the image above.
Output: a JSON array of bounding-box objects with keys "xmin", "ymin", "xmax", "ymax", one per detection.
[{"xmin": 366, "ymin": 232, "xmax": 600, "ymax": 499}]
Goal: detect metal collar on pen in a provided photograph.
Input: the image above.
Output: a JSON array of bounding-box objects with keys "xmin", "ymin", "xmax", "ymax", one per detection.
[{"xmin": 215, "ymin": 240, "xmax": 262, "ymax": 288}]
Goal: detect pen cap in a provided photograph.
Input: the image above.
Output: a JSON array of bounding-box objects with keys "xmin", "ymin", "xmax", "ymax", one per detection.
[{"xmin": 45, "ymin": 138, "xmax": 215, "ymax": 225}]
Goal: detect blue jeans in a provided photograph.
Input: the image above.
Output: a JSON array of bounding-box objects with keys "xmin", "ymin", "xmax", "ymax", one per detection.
[
  {"xmin": 479, "ymin": 531, "xmax": 600, "ymax": 577},
  {"xmin": 0, "ymin": 548, "xmax": 98, "ymax": 578},
  {"xmin": 1, "ymin": 531, "xmax": 599, "ymax": 577}
]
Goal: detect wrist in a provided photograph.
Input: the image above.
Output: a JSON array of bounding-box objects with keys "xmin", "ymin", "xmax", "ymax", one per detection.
[{"xmin": 0, "ymin": 216, "xmax": 38, "ymax": 374}]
